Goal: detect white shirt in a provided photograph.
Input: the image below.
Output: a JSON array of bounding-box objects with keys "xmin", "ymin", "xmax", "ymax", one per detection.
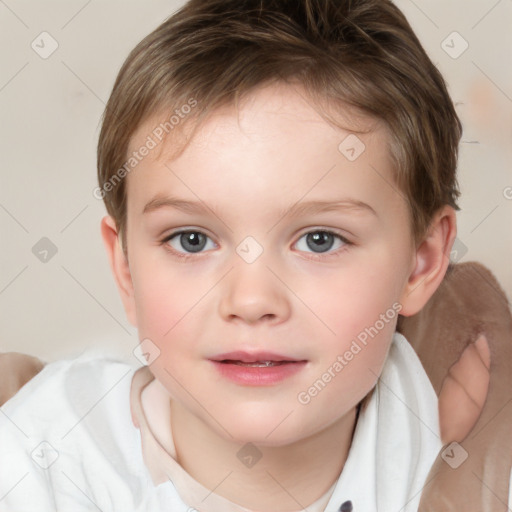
[{"xmin": 0, "ymin": 332, "xmax": 441, "ymax": 511}]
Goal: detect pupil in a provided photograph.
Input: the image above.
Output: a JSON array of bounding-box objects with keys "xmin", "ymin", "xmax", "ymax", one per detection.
[
  {"xmin": 181, "ymin": 232, "xmax": 206, "ymax": 252},
  {"xmin": 307, "ymin": 231, "xmax": 333, "ymax": 253}
]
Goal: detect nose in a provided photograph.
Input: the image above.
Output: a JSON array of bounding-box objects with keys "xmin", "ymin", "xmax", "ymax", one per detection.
[{"xmin": 218, "ymin": 259, "xmax": 291, "ymax": 325}]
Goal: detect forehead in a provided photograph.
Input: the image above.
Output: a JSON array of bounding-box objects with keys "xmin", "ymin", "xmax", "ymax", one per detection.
[
  {"xmin": 128, "ymin": 82, "xmax": 388, "ymax": 161},
  {"xmin": 124, "ymin": 83, "xmax": 400, "ymax": 221}
]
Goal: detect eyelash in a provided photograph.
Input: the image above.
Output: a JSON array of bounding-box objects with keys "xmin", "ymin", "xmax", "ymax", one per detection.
[{"xmin": 160, "ymin": 228, "xmax": 353, "ymax": 262}]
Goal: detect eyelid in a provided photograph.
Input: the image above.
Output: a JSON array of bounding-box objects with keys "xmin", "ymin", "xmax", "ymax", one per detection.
[
  {"xmin": 294, "ymin": 226, "xmax": 352, "ymax": 243},
  {"xmin": 161, "ymin": 227, "xmax": 217, "ymax": 245}
]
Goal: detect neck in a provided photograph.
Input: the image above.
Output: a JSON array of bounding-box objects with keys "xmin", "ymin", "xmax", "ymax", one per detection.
[{"xmin": 170, "ymin": 400, "xmax": 358, "ymax": 511}]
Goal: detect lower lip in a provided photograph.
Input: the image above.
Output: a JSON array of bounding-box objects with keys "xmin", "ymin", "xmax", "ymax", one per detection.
[{"xmin": 210, "ymin": 360, "xmax": 307, "ymax": 386}]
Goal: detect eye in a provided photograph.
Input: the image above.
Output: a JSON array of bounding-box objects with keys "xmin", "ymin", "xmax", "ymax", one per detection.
[
  {"xmin": 162, "ymin": 230, "xmax": 216, "ymax": 256},
  {"xmin": 294, "ymin": 229, "xmax": 351, "ymax": 257}
]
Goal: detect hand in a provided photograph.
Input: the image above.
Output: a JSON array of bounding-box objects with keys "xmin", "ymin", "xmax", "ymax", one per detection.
[{"xmin": 399, "ymin": 262, "xmax": 512, "ymax": 511}]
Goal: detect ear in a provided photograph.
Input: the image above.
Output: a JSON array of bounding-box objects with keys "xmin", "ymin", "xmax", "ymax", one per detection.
[
  {"xmin": 399, "ymin": 205, "xmax": 457, "ymax": 317},
  {"xmin": 100, "ymin": 215, "xmax": 138, "ymax": 327}
]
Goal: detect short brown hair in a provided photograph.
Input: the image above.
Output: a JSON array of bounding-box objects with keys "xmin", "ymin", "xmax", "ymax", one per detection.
[{"xmin": 97, "ymin": 0, "xmax": 462, "ymax": 255}]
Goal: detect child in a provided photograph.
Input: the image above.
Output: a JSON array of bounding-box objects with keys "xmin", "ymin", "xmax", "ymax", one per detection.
[{"xmin": 0, "ymin": 0, "xmax": 465, "ymax": 510}]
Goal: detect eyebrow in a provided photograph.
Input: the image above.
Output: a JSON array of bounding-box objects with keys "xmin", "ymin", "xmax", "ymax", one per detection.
[{"xmin": 142, "ymin": 194, "xmax": 377, "ymax": 218}]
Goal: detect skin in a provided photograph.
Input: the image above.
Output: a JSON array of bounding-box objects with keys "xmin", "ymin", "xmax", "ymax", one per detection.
[
  {"xmin": 101, "ymin": 82, "xmax": 457, "ymax": 511},
  {"xmin": 438, "ymin": 332, "xmax": 490, "ymax": 443}
]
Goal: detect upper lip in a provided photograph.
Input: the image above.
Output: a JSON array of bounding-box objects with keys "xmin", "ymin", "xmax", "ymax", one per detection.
[{"xmin": 209, "ymin": 351, "xmax": 305, "ymax": 363}]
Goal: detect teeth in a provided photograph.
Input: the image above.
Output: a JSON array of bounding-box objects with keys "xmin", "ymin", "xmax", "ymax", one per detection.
[{"xmin": 231, "ymin": 360, "xmax": 285, "ymax": 367}]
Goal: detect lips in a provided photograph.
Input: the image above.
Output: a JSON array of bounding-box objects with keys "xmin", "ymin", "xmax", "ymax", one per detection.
[{"xmin": 209, "ymin": 351, "xmax": 308, "ymax": 386}]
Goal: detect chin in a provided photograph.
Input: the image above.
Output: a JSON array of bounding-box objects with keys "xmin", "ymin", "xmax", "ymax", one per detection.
[{"xmin": 217, "ymin": 410, "xmax": 312, "ymax": 448}]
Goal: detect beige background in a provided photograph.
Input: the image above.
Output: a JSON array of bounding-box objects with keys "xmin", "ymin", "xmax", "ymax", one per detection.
[{"xmin": 1, "ymin": 0, "xmax": 511, "ymax": 363}]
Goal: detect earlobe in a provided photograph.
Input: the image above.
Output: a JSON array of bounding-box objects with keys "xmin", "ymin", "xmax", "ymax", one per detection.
[
  {"xmin": 399, "ymin": 206, "xmax": 457, "ymax": 317},
  {"xmin": 100, "ymin": 215, "xmax": 138, "ymax": 327}
]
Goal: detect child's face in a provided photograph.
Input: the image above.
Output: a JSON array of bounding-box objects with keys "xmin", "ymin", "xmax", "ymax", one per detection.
[{"xmin": 122, "ymin": 83, "xmax": 417, "ymax": 445}]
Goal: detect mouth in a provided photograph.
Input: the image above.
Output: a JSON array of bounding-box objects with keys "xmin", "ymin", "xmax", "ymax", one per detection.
[
  {"xmin": 219, "ymin": 360, "xmax": 294, "ymax": 367},
  {"xmin": 209, "ymin": 350, "xmax": 306, "ymax": 365},
  {"xmin": 209, "ymin": 351, "xmax": 308, "ymax": 386}
]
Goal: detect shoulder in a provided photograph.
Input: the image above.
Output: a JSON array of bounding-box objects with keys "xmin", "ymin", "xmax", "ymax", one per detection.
[
  {"xmin": 377, "ymin": 331, "xmax": 440, "ymax": 444},
  {"xmin": 375, "ymin": 331, "xmax": 441, "ymax": 509},
  {"xmin": 0, "ymin": 354, "xmax": 147, "ymax": 511},
  {"xmin": 1, "ymin": 354, "xmax": 136, "ymax": 430}
]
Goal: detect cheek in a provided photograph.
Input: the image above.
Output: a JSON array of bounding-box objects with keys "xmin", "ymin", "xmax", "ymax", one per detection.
[
  {"xmin": 130, "ymin": 259, "xmax": 216, "ymax": 384},
  {"xmin": 133, "ymin": 279, "xmax": 175, "ymax": 340},
  {"xmin": 304, "ymin": 261, "xmax": 401, "ymax": 342},
  {"xmin": 302, "ymin": 264, "xmax": 400, "ymax": 400},
  {"xmin": 131, "ymin": 254, "xmax": 205, "ymax": 339},
  {"xmin": 302, "ymin": 323, "xmax": 395, "ymax": 418},
  {"xmin": 129, "ymin": 261, "xmax": 217, "ymax": 414}
]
